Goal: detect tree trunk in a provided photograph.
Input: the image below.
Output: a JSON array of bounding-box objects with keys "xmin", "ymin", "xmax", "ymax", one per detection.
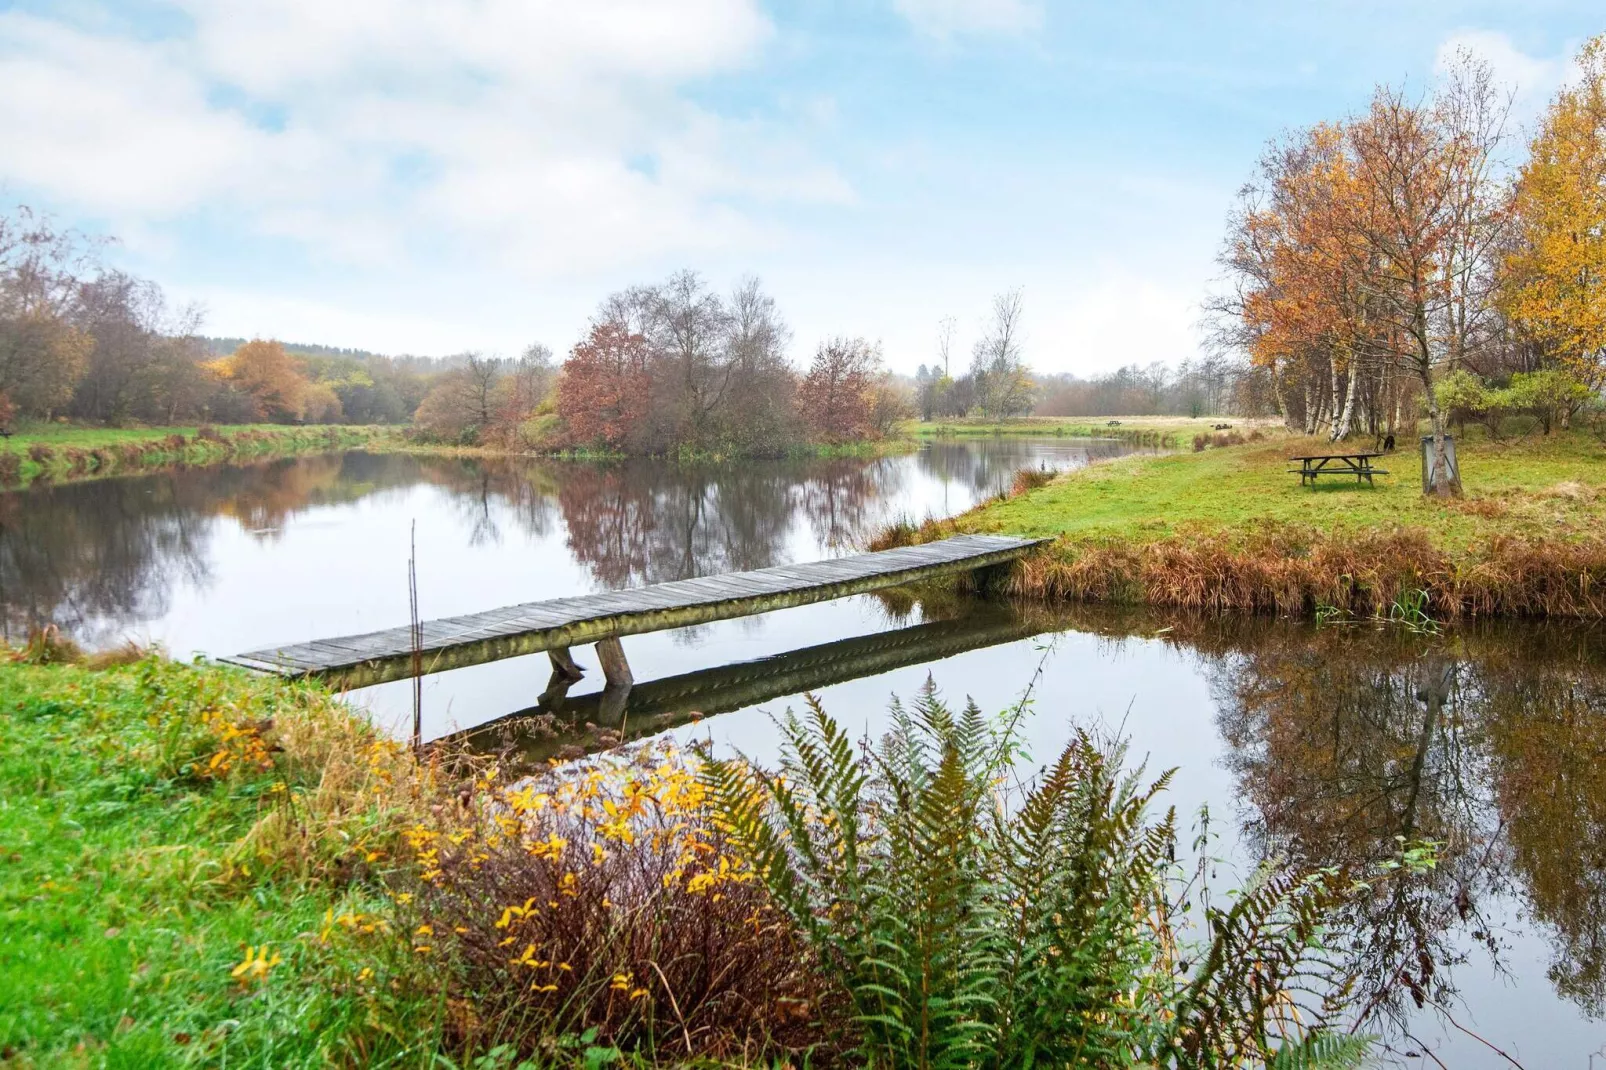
[{"xmin": 1331, "ymin": 357, "xmax": 1360, "ymax": 444}]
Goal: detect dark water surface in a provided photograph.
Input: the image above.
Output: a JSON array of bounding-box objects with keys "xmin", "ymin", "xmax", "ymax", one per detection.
[{"xmin": 4, "ymin": 439, "xmax": 1605, "ymax": 1064}]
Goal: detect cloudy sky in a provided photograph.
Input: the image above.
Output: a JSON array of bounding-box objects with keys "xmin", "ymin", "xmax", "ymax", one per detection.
[{"xmin": 0, "ymin": 1, "xmax": 1600, "ymax": 374}]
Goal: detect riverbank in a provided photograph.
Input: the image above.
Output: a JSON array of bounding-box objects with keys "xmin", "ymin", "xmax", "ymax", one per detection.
[
  {"xmin": 0, "ymin": 423, "xmax": 918, "ymax": 489},
  {"xmin": 877, "ymin": 427, "xmax": 1606, "ymax": 618},
  {"xmin": 0, "ymin": 424, "xmax": 401, "ymax": 488},
  {"xmin": 3, "ymin": 644, "xmax": 1378, "ymax": 1067},
  {"xmin": 905, "ymin": 414, "xmax": 1280, "ymax": 447}
]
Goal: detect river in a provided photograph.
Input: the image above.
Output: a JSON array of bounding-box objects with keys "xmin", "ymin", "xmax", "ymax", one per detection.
[{"xmin": 3, "ymin": 438, "xmax": 1603, "ymax": 1065}]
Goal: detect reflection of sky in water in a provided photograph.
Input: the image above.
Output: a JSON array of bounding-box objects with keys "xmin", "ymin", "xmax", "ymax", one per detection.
[{"xmin": 4, "ymin": 440, "xmax": 1605, "ymax": 1064}]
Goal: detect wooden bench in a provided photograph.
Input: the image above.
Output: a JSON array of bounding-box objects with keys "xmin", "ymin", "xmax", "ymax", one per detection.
[{"xmin": 1288, "ymin": 452, "xmax": 1388, "ymax": 487}]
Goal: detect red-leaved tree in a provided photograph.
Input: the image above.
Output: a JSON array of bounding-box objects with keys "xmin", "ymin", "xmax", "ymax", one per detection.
[
  {"xmin": 557, "ymin": 323, "xmax": 652, "ymax": 451},
  {"xmin": 798, "ymin": 337, "xmax": 879, "ymax": 442}
]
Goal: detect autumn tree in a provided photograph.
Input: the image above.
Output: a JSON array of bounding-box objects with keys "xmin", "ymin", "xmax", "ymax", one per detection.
[
  {"xmin": 798, "ymin": 336, "xmax": 881, "ymax": 442},
  {"xmin": 413, "ymin": 353, "xmax": 505, "ymax": 443},
  {"xmin": 0, "ymin": 207, "xmax": 94, "ymax": 417},
  {"xmin": 557, "ymin": 324, "xmax": 652, "ymax": 450},
  {"xmin": 1500, "ymin": 34, "xmax": 1606, "ymax": 412},
  {"xmin": 209, "ymin": 339, "xmax": 319, "ymax": 422}
]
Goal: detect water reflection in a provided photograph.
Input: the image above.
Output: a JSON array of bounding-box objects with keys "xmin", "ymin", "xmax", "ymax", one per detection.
[
  {"xmin": 0, "ymin": 439, "xmax": 1111, "ymax": 649},
  {"xmin": 1178, "ymin": 616, "xmax": 1606, "ymax": 1034}
]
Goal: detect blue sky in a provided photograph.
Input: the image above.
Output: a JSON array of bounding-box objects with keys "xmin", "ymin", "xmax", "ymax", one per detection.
[{"xmin": 1, "ymin": 1, "xmax": 1600, "ymax": 374}]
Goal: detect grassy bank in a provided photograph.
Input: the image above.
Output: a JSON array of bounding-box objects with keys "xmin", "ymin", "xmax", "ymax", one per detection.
[
  {"xmin": 0, "ymin": 424, "xmax": 400, "ymax": 488},
  {"xmin": 0, "ymin": 650, "xmax": 446, "ymax": 1066},
  {"xmin": 904, "ymin": 415, "xmax": 1280, "ymax": 448},
  {"xmin": 3, "ymin": 646, "xmax": 1382, "ymax": 1068},
  {"xmin": 879, "ymin": 425, "xmax": 1606, "ymax": 618}
]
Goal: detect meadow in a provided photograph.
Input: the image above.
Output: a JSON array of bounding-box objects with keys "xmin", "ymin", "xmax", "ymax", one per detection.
[{"xmin": 876, "ymin": 424, "xmax": 1606, "ymax": 618}]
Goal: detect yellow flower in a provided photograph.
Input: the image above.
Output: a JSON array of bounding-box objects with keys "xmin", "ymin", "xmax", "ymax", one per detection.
[{"xmin": 230, "ymin": 945, "xmax": 283, "ymax": 985}]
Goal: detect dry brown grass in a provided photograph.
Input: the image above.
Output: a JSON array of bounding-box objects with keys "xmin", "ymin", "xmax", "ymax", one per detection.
[{"xmin": 993, "ymin": 527, "xmax": 1606, "ymax": 618}]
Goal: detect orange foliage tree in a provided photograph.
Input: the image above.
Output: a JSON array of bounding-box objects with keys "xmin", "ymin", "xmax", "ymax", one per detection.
[
  {"xmin": 797, "ymin": 337, "xmax": 880, "ymax": 443},
  {"xmin": 1502, "ymin": 34, "xmax": 1606, "ymax": 399},
  {"xmin": 557, "ymin": 324, "xmax": 652, "ymax": 451},
  {"xmin": 208, "ymin": 339, "xmax": 322, "ymax": 422}
]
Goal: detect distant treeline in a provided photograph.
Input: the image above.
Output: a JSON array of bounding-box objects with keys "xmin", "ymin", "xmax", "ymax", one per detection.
[
  {"xmin": 0, "ymin": 207, "xmax": 462, "ymax": 429},
  {"xmin": 1033, "ymin": 356, "xmax": 1271, "ymax": 418}
]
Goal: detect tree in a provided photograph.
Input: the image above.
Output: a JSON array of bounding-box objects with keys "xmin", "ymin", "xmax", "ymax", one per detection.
[
  {"xmin": 798, "ymin": 337, "xmax": 880, "ymax": 442},
  {"xmin": 557, "ymin": 324, "xmax": 652, "ymax": 450},
  {"xmin": 1501, "ymin": 35, "xmax": 1606, "ymax": 404},
  {"xmin": 969, "ymin": 288, "xmax": 1034, "ymax": 418},
  {"xmin": 210, "ymin": 339, "xmax": 317, "ymax": 422},
  {"xmin": 719, "ymin": 276, "xmax": 798, "ymax": 452},
  {"xmin": 414, "ymin": 353, "xmax": 504, "ymax": 443},
  {"xmin": 0, "ymin": 207, "xmax": 95, "ymax": 417},
  {"xmin": 1345, "ymin": 56, "xmax": 1508, "ymax": 495}
]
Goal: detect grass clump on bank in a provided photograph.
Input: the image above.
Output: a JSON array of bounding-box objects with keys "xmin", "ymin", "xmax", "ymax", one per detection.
[
  {"xmin": 4, "ymin": 645, "xmax": 1383, "ymax": 1067},
  {"xmin": 0, "ymin": 648, "xmax": 446, "ymax": 1066},
  {"xmin": 877, "ymin": 426, "xmax": 1606, "ymax": 618},
  {"xmin": 0, "ymin": 423, "xmax": 399, "ymax": 488}
]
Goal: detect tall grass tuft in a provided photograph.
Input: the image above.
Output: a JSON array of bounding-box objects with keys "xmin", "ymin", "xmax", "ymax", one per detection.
[{"xmin": 704, "ymin": 685, "xmax": 1371, "ymax": 1068}]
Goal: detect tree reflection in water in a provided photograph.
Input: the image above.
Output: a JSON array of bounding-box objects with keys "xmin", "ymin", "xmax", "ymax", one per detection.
[
  {"xmin": 0, "ymin": 453, "xmax": 417, "ymax": 645},
  {"xmin": 1196, "ymin": 619, "xmax": 1606, "ymax": 1029}
]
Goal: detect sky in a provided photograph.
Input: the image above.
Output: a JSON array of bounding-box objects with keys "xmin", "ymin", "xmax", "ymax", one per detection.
[{"xmin": 0, "ymin": 1, "xmax": 1601, "ymax": 376}]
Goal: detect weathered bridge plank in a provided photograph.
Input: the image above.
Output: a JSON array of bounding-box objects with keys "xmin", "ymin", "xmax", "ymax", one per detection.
[{"xmin": 223, "ymin": 534, "xmax": 1046, "ymax": 688}]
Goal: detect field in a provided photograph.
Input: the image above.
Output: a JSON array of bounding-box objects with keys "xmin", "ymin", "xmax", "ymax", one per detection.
[
  {"xmin": 905, "ymin": 414, "xmax": 1283, "ymax": 442},
  {"xmin": 879, "ymin": 423, "xmax": 1606, "ymax": 618}
]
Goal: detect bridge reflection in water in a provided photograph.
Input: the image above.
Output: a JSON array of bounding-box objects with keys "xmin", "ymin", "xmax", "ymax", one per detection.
[{"xmin": 456, "ymin": 603, "xmax": 1044, "ymax": 762}]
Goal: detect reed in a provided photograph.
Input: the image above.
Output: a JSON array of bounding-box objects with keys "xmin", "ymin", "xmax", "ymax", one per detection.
[{"xmin": 989, "ymin": 526, "xmax": 1606, "ymax": 619}]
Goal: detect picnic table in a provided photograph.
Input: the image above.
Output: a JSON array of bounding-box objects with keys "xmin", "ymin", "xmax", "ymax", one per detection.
[{"xmin": 1288, "ymin": 451, "xmax": 1388, "ymax": 487}]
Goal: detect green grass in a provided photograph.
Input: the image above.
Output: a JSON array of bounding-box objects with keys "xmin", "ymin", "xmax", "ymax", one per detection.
[
  {"xmin": 904, "ymin": 415, "xmax": 1275, "ymax": 441},
  {"xmin": 0, "ymin": 656, "xmax": 442, "ymax": 1068},
  {"xmin": 0, "ymin": 424, "xmax": 400, "ymax": 488},
  {"xmin": 952, "ymin": 426, "xmax": 1606, "ymax": 552}
]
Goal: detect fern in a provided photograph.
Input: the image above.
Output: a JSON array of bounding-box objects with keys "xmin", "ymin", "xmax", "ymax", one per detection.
[{"xmin": 704, "ymin": 683, "xmax": 1377, "ymax": 1069}]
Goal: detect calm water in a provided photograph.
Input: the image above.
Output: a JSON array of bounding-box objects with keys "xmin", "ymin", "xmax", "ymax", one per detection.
[{"xmin": 4, "ymin": 439, "xmax": 1604, "ymax": 1065}]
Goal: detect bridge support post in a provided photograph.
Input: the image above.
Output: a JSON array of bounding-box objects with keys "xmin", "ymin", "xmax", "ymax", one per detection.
[
  {"xmin": 595, "ymin": 638, "xmax": 633, "ymax": 690},
  {"xmin": 548, "ymin": 647, "xmax": 585, "ymax": 681}
]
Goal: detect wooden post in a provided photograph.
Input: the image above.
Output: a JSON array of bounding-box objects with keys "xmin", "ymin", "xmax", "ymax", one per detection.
[
  {"xmin": 595, "ymin": 637, "xmax": 633, "ymax": 689},
  {"xmin": 548, "ymin": 647, "xmax": 585, "ymax": 681}
]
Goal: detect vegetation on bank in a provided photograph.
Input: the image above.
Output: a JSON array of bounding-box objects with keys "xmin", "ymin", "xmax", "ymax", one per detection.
[
  {"xmin": 2, "ymin": 645, "xmax": 1386, "ymax": 1068},
  {"xmin": 878, "ymin": 426, "xmax": 1606, "ymax": 618},
  {"xmin": 906, "ymin": 415, "xmax": 1281, "ymax": 446},
  {"xmin": 0, "ymin": 423, "xmax": 399, "ymax": 488}
]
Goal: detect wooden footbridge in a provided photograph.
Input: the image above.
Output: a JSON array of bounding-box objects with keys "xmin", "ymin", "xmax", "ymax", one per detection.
[{"xmin": 224, "ymin": 534, "xmax": 1045, "ymax": 691}]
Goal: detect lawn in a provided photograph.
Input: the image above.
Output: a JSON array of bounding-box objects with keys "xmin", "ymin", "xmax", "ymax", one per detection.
[{"xmin": 955, "ymin": 426, "xmax": 1606, "ymax": 552}]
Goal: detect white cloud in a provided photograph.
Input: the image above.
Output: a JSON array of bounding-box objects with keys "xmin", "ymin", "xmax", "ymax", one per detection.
[
  {"xmin": 892, "ymin": 0, "xmax": 1043, "ymax": 40},
  {"xmin": 0, "ymin": 1, "xmax": 849, "ymax": 277}
]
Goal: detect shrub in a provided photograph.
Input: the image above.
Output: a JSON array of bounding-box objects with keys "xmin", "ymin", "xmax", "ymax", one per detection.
[
  {"xmin": 0, "ymin": 450, "xmax": 20, "ymax": 486},
  {"xmin": 705, "ymin": 688, "xmax": 1373, "ymax": 1068},
  {"xmin": 397, "ymin": 744, "xmax": 836, "ymax": 1062},
  {"xmin": 163, "ymin": 433, "xmax": 188, "ymax": 450},
  {"xmin": 1010, "ymin": 466, "xmax": 1054, "ymax": 497},
  {"xmin": 196, "ymin": 424, "xmax": 223, "ymax": 442},
  {"xmin": 26, "ymin": 443, "xmax": 53, "ymax": 465},
  {"xmin": 11, "ymin": 625, "xmax": 84, "ymax": 665}
]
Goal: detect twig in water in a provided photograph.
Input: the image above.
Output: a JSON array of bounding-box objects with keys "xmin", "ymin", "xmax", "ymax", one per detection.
[{"xmin": 409, "ymin": 519, "xmax": 422, "ymax": 750}]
